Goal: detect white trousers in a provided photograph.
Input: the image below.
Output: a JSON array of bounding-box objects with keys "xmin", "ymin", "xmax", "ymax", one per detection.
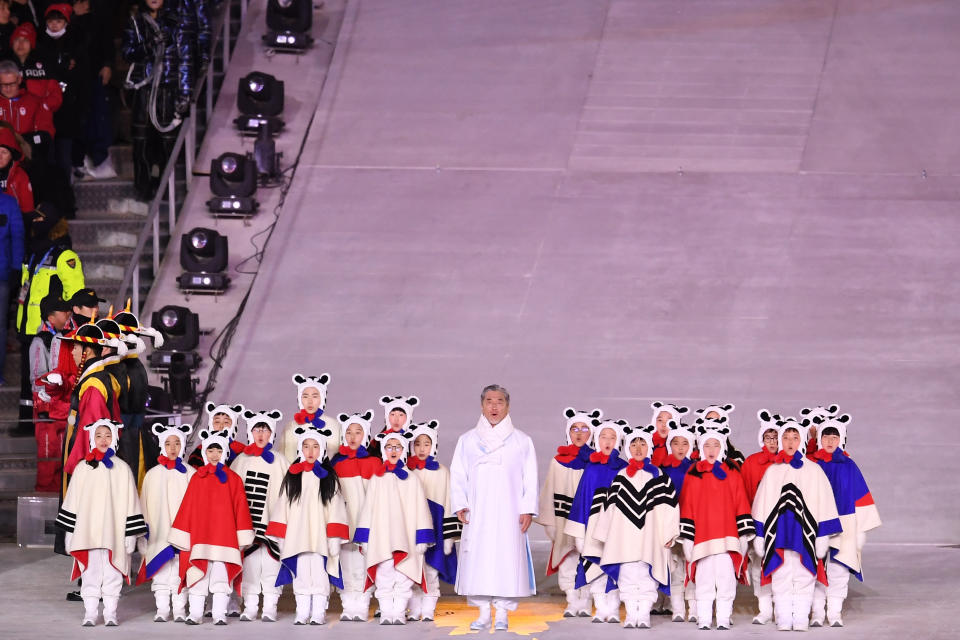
[
  {"xmin": 151, "ymin": 557, "xmax": 188, "ymax": 617},
  {"xmin": 375, "ymin": 559, "xmax": 414, "ymax": 618},
  {"xmin": 80, "ymin": 548, "xmax": 124, "ymax": 599},
  {"xmin": 338, "ymin": 545, "xmax": 371, "ymax": 616},
  {"xmin": 588, "ymin": 575, "xmax": 621, "ymax": 619},
  {"xmin": 668, "ymin": 546, "xmax": 695, "ymax": 614},
  {"xmin": 241, "ymin": 545, "xmax": 282, "ymax": 596},
  {"xmin": 188, "ymin": 560, "xmax": 231, "ymax": 621},
  {"xmin": 467, "ymin": 596, "xmax": 518, "ymax": 612},
  {"xmin": 292, "ymin": 552, "xmax": 333, "ymax": 597},
  {"xmin": 618, "ymin": 561, "xmax": 658, "ymax": 607},
  {"xmin": 694, "ymin": 553, "xmax": 736, "ymax": 627},
  {"xmin": 748, "ymin": 546, "xmax": 773, "ymax": 618},
  {"xmin": 812, "ymin": 558, "xmax": 851, "ymax": 622},
  {"xmin": 771, "ymin": 550, "xmax": 816, "ymax": 630},
  {"xmin": 408, "ymin": 564, "xmax": 439, "ymax": 617}
]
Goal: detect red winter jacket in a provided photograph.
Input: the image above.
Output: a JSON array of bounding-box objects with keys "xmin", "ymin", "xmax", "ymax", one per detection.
[
  {"xmin": 0, "ymin": 89, "xmax": 54, "ymax": 137},
  {"xmin": 0, "ymin": 127, "xmax": 34, "ymax": 213}
]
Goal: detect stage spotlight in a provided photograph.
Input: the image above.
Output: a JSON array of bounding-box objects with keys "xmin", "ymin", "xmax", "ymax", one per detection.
[
  {"xmin": 178, "ymin": 227, "xmax": 231, "ymax": 294},
  {"xmin": 235, "ymin": 72, "xmax": 284, "ymax": 135},
  {"xmin": 264, "ymin": 0, "xmax": 314, "ymax": 52},
  {"xmin": 151, "ymin": 305, "xmax": 200, "ymax": 352},
  {"xmin": 162, "ymin": 353, "xmax": 200, "ymax": 410},
  {"xmin": 206, "ymin": 152, "xmax": 258, "ymax": 216}
]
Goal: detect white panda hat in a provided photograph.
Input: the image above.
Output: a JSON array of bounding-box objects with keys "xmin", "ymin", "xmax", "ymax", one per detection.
[
  {"xmin": 799, "ymin": 404, "xmax": 839, "ymax": 426},
  {"xmin": 696, "ymin": 404, "xmax": 735, "ymax": 423},
  {"xmin": 241, "ymin": 409, "xmax": 283, "ymax": 445},
  {"xmin": 650, "ymin": 401, "xmax": 689, "ymax": 427},
  {"xmin": 337, "ymin": 410, "xmax": 375, "ymax": 447},
  {"xmin": 292, "ymin": 373, "xmax": 331, "ymax": 411},
  {"xmin": 591, "ymin": 418, "xmax": 628, "ymax": 451},
  {"xmin": 695, "ymin": 420, "xmax": 730, "ymax": 461},
  {"xmin": 622, "ymin": 423, "xmax": 656, "ymax": 458},
  {"xmin": 376, "ymin": 429, "xmax": 408, "ymax": 462},
  {"xmin": 665, "ymin": 421, "xmax": 696, "ymax": 458},
  {"xmin": 293, "ymin": 425, "xmax": 334, "ymax": 462},
  {"xmin": 198, "ymin": 428, "xmax": 231, "ymax": 465},
  {"xmin": 205, "ymin": 402, "xmax": 245, "ymax": 441},
  {"xmin": 84, "ymin": 418, "xmax": 121, "ymax": 452},
  {"xmin": 403, "ymin": 420, "xmax": 440, "ymax": 458},
  {"xmin": 379, "ymin": 395, "xmax": 419, "ymax": 432},
  {"xmin": 152, "ymin": 423, "xmax": 193, "ymax": 459},
  {"xmin": 756, "ymin": 409, "xmax": 781, "ymax": 449},
  {"xmin": 775, "ymin": 417, "xmax": 810, "ymax": 455},
  {"xmin": 815, "ymin": 414, "xmax": 852, "ymax": 451},
  {"xmin": 563, "ymin": 407, "xmax": 602, "ymax": 445}
]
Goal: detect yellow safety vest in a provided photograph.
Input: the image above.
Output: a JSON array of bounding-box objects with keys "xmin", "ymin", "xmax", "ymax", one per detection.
[{"xmin": 17, "ymin": 249, "xmax": 85, "ymax": 336}]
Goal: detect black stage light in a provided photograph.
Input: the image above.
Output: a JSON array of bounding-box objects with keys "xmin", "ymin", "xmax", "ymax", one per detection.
[
  {"xmin": 264, "ymin": 0, "xmax": 314, "ymax": 52},
  {"xmin": 151, "ymin": 305, "xmax": 200, "ymax": 352},
  {"xmin": 235, "ymin": 72, "xmax": 285, "ymax": 136},
  {"xmin": 178, "ymin": 227, "xmax": 231, "ymax": 294},
  {"xmin": 206, "ymin": 152, "xmax": 258, "ymax": 216},
  {"xmin": 163, "ymin": 353, "xmax": 200, "ymax": 410}
]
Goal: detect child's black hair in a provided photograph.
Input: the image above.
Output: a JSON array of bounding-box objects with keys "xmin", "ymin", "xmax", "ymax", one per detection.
[
  {"xmin": 281, "ymin": 460, "xmax": 339, "ymax": 506},
  {"xmin": 820, "ymin": 426, "xmax": 840, "ymax": 438}
]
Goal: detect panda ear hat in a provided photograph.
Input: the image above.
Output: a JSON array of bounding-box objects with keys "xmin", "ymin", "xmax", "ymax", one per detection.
[
  {"xmin": 774, "ymin": 416, "xmax": 810, "ymax": 455},
  {"xmin": 563, "ymin": 407, "xmax": 603, "ymax": 445},
  {"xmin": 337, "ymin": 410, "xmax": 375, "ymax": 447},
  {"xmin": 379, "ymin": 395, "xmax": 419, "ymax": 431},
  {"xmin": 84, "ymin": 419, "xmax": 122, "ymax": 453},
  {"xmin": 204, "ymin": 402, "xmax": 245, "ymax": 440},
  {"xmin": 798, "ymin": 404, "xmax": 840, "ymax": 426},
  {"xmin": 815, "ymin": 414, "xmax": 851, "ymax": 452},
  {"xmin": 241, "ymin": 409, "xmax": 283, "ymax": 445},
  {"xmin": 197, "ymin": 428, "xmax": 231, "ymax": 465},
  {"xmin": 293, "ymin": 425, "xmax": 334, "ymax": 462},
  {"xmin": 591, "ymin": 418, "xmax": 629, "ymax": 451},
  {"xmin": 151, "ymin": 422, "xmax": 193, "ymax": 460},
  {"xmin": 622, "ymin": 423, "xmax": 656, "ymax": 457},
  {"xmin": 665, "ymin": 421, "xmax": 696, "ymax": 458},
  {"xmin": 695, "ymin": 404, "xmax": 736, "ymax": 424},
  {"xmin": 695, "ymin": 418, "xmax": 730, "ymax": 461},
  {"xmin": 403, "ymin": 420, "xmax": 440, "ymax": 458},
  {"xmin": 650, "ymin": 401, "xmax": 689, "ymax": 427},
  {"xmin": 376, "ymin": 429, "xmax": 409, "ymax": 463},
  {"xmin": 292, "ymin": 373, "xmax": 331, "ymax": 411},
  {"xmin": 756, "ymin": 409, "xmax": 781, "ymax": 449}
]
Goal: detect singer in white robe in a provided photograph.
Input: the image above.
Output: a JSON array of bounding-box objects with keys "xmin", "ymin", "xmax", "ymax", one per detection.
[{"xmin": 450, "ymin": 385, "xmax": 538, "ymax": 630}]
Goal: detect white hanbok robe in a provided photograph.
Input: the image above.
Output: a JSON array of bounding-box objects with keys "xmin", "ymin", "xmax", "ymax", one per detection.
[{"xmin": 450, "ymin": 415, "xmax": 538, "ymax": 598}]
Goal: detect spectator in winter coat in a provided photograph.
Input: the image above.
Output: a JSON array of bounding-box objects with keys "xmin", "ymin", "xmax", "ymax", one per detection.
[
  {"xmin": 0, "ymin": 59, "xmax": 53, "ymax": 137},
  {"xmin": 10, "ymin": 0, "xmax": 47, "ymax": 28},
  {"xmin": 0, "ymin": 122, "xmax": 33, "ymax": 213},
  {"xmin": 0, "ymin": 189, "xmax": 24, "ymax": 385},
  {"xmin": 70, "ymin": 0, "xmax": 115, "ymax": 179}
]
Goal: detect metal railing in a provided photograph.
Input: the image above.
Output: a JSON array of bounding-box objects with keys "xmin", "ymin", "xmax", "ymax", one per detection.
[{"xmin": 113, "ymin": 0, "xmax": 249, "ymax": 314}]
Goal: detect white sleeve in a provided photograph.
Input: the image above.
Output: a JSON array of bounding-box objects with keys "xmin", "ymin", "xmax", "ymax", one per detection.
[
  {"xmin": 519, "ymin": 435, "xmax": 539, "ymax": 516},
  {"xmin": 449, "ymin": 435, "xmax": 469, "ymax": 513}
]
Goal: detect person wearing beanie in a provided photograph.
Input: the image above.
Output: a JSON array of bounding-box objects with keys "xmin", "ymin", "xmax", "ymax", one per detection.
[
  {"xmin": 808, "ymin": 414, "xmax": 881, "ymax": 628},
  {"xmin": 751, "ymin": 416, "xmax": 841, "ymax": 632},
  {"xmin": 230, "ymin": 409, "xmax": 290, "ymax": 621},
  {"xmin": 353, "ymin": 429, "xmax": 435, "ymax": 625},
  {"xmin": 740, "ymin": 410, "xmax": 781, "ymax": 624},
  {"xmin": 564, "ymin": 417, "xmax": 629, "ymax": 624},
  {"xmin": 55, "ymin": 419, "xmax": 147, "ymax": 626},
  {"xmin": 169, "ymin": 428, "xmax": 254, "ymax": 625},
  {"xmin": 267, "ymin": 425, "xmax": 348, "ymax": 625},
  {"xmin": 657, "ymin": 423, "xmax": 697, "ymax": 622},
  {"xmin": 534, "ymin": 407, "xmax": 599, "ymax": 618},
  {"xmin": 330, "ymin": 409, "xmax": 381, "ymax": 621},
  {"xmin": 136, "ymin": 423, "xmax": 195, "ymax": 622},
  {"xmin": 279, "ymin": 373, "xmax": 342, "ymax": 464},
  {"xmin": 28, "ymin": 292, "xmax": 70, "ymax": 491},
  {"xmin": 648, "ymin": 401, "xmax": 689, "ymax": 466},
  {"xmin": 401, "ymin": 420, "xmax": 460, "ymax": 622},
  {"xmin": 10, "ymin": 21, "xmax": 63, "ymax": 137},
  {"xmin": 591, "ymin": 424, "xmax": 679, "ymax": 629},
  {"xmin": 9, "ymin": 0, "xmax": 43, "ymax": 28},
  {"xmin": 679, "ymin": 422, "xmax": 754, "ymax": 630}
]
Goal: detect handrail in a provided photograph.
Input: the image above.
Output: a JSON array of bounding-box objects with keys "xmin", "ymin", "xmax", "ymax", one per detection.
[{"xmin": 113, "ymin": 0, "xmax": 249, "ymax": 313}]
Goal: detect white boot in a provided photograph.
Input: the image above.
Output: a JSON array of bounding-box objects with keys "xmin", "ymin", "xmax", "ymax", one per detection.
[
  {"xmin": 827, "ymin": 597, "xmax": 844, "ymax": 627},
  {"xmin": 211, "ymin": 592, "xmax": 230, "ymax": 625},
  {"xmin": 623, "ymin": 601, "xmax": 638, "ymax": 629},
  {"xmin": 378, "ymin": 597, "xmax": 393, "ymax": 625},
  {"xmin": 82, "ymin": 597, "xmax": 99, "ymax": 626},
  {"xmin": 793, "ymin": 595, "xmax": 812, "ymax": 632},
  {"xmin": 421, "ymin": 595, "xmax": 439, "ymax": 621},
  {"xmin": 186, "ymin": 594, "xmax": 205, "ymax": 625},
  {"xmin": 310, "ymin": 596, "xmax": 328, "ymax": 625},
  {"xmin": 493, "ymin": 606, "xmax": 509, "ymax": 631},
  {"xmin": 294, "ymin": 595, "xmax": 311, "ymax": 625},
  {"xmin": 102, "ymin": 596, "xmax": 119, "ymax": 627},
  {"xmin": 393, "ymin": 598, "xmax": 408, "ymax": 625},
  {"xmin": 637, "ymin": 599, "xmax": 653, "ymax": 629},
  {"xmin": 261, "ymin": 593, "xmax": 280, "ymax": 622},
  {"xmin": 357, "ymin": 592, "xmax": 372, "ymax": 621},
  {"xmin": 592, "ymin": 592, "xmax": 606, "ymax": 623},
  {"xmin": 339, "ymin": 591, "xmax": 355, "ymax": 621},
  {"xmin": 564, "ymin": 590, "xmax": 579, "ymax": 617},
  {"xmin": 687, "ymin": 596, "xmax": 698, "ymax": 623},
  {"xmin": 754, "ymin": 594, "xmax": 774, "ymax": 625},
  {"xmin": 154, "ymin": 590, "xmax": 171, "ymax": 622},
  {"xmin": 469, "ymin": 602, "xmax": 491, "ymax": 630},
  {"xmin": 172, "ymin": 589, "xmax": 188, "ymax": 622},
  {"xmin": 696, "ymin": 597, "xmax": 713, "ymax": 630},
  {"xmin": 670, "ymin": 590, "xmax": 686, "ymax": 622},
  {"xmin": 775, "ymin": 595, "xmax": 792, "ymax": 631},
  {"xmin": 604, "ymin": 593, "xmax": 621, "ymax": 623},
  {"xmin": 407, "ymin": 590, "xmax": 423, "ymax": 620},
  {"xmin": 239, "ymin": 592, "xmax": 259, "ymax": 621},
  {"xmin": 574, "ymin": 588, "xmax": 592, "ymax": 617}
]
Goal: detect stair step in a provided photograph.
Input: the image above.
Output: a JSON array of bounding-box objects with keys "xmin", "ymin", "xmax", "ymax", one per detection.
[{"xmin": 74, "ymin": 179, "xmax": 140, "ymax": 211}]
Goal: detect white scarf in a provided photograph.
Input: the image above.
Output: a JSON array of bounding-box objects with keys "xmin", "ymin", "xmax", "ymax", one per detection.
[
  {"xmin": 46, "ymin": 27, "xmax": 66, "ymax": 39},
  {"xmin": 474, "ymin": 413, "xmax": 515, "ymax": 454}
]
